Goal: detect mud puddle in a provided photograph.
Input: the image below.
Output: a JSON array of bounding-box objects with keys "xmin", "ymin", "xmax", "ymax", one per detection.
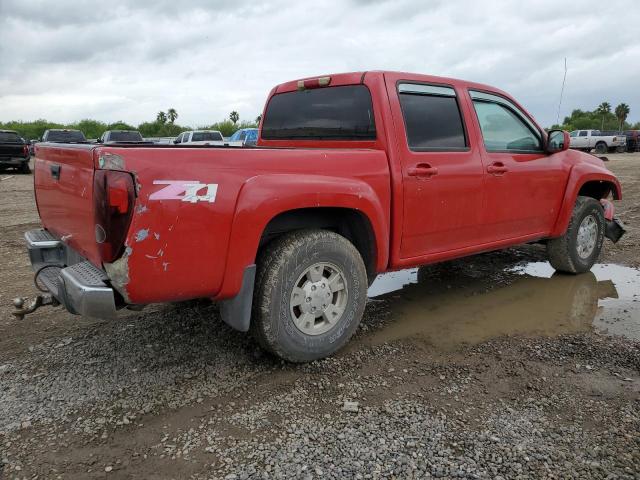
[{"xmin": 365, "ymin": 262, "xmax": 640, "ymax": 348}]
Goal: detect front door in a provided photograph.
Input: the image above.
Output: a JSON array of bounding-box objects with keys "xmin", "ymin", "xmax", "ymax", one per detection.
[
  {"xmin": 388, "ymin": 81, "xmax": 485, "ymax": 258},
  {"xmin": 468, "ymin": 90, "xmax": 566, "ymax": 240}
]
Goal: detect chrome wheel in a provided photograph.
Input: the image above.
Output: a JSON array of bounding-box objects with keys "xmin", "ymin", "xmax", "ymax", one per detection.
[
  {"xmin": 576, "ymin": 215, "xmax": 598, "ymax": 259},
  {"xmin": 290, "ymin": 262, "xmax": 348, "ymax": 336}
]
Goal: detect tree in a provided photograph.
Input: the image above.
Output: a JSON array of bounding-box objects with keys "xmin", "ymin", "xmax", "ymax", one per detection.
[
  {"xmin": 255, "ymin": 114, "xmax": 262, "ymax": 124},
  {"xmin": 167, "ymin": 108, "xmax": 178, "ymax": 124},
  {"xmin": 157, "ymin": 111, "xmax": 167, "ymax": 124},
  {"xmin": 614, "ymin": 103, "xmax": 630, "ymax": 131},
  {"xmin": 229, "ymin": 111, "xmax": 239, "ymax": 124},
  {"xmin": 596, "ymin": 102, "xmax": 611, "ymax": 130}
]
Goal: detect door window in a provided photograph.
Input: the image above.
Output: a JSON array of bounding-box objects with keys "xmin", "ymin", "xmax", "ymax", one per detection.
[
  {"xmin": 397, "ymin": 83, "xmax": 467, "ymax": 150},
  {"xmin": 579, "ymin": 131, "xmax": 588, "ymax": 137},
  {"xmin": 470, "ymin": 91, "xmax": 541, "ymax": 152}
]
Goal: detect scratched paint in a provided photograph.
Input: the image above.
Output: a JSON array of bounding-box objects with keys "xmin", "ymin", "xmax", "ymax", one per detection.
[
  {"xmin": 135, "ymin": 229, "xmax": 149, "ymax": 242},
  {"xmin": 153, "ymin": 232, "xmax": 160, "ymax": 240}
]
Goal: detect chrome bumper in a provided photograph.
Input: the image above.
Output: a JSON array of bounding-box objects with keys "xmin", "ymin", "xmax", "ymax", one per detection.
[{"xmin": 25, "ymin": 229, "xmax": 117, "ymax": 318}]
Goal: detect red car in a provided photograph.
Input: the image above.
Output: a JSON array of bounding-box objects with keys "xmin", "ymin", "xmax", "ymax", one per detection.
[{"xmin": 21, "ymin": 71, "xmax": 624, "ymax": 362}]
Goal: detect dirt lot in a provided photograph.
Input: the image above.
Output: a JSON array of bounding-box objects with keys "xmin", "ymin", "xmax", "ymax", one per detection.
[{"xmin": 0, "ymin": 154, "xmax": 639, "ymax": 479}]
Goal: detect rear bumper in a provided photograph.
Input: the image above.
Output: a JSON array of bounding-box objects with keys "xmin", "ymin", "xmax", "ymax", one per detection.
[
  {"xmin": 0, "ymin": 157, "xmax": 28, "ymax": 166},
  {"xmin": 25, "ymin": 229, "xmax": 117, "ymax": 318}
]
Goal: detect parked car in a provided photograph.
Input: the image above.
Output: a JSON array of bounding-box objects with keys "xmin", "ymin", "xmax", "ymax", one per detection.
[
  {"xmin": 569, "ymin": 129, "xmax": 626, "ymax": 154},
  {"xmin": 176, "ymin": 130, "xmax": 242, "ymax": 146},
  {"xmin": 97, "ymin": 130, "xmax": 148, "ymax": 144},
  {"xmin": 623, "ymin": 130, "xmax": 640, "ymax": 152},
  {"xmin": 21, "ymin": 71, "xmax": 625, "ymax": 362},
  {"xmin": 229, "ymin": 128, "xmax": 259, "ymax": 146},
  {"xmin": 41, "ymin": 129, "xmax": 87, "ymax": 143},
  {"xmin": 0, "ymin": 130, "xmax": 30, "ymax": 173}
]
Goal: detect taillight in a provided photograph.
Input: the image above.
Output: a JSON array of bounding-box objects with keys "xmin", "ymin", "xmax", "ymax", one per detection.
[
  {"xmin": 94, "ymin": 170, "xmax": 135, "ymax": 263},
  {"xmin": 297, "ymin": 76, "xmax": 331, "ymax": 90},
  {"xmin": 23, "ymin": 144, "xmax": 29, "ymax": 156}
]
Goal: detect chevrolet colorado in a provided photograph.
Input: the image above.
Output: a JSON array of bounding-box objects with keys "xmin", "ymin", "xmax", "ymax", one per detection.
[{"xmin": 19, "ymin": 71, "xmax": 625, "ymax": 362}]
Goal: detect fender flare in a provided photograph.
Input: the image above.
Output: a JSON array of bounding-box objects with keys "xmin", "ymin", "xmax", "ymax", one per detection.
[
  {"xmin": 550, "ymin": 164, "xmax": 622, "ymax": 237},
  {"xmin": 216, "ymin": 173, "xmax": 389, "ymax": 299}
]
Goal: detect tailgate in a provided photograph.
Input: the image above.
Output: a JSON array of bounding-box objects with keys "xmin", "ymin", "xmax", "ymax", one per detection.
[
  {"xmin": 34, "ymin": 144, "xmax": 101, "ymax": 266},
  {"xmin": 0, "ymin": 144, "xmax": 25, "ymax": 158}
]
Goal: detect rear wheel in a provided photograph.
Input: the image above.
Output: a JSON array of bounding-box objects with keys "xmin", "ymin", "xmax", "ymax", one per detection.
[
  {"xmin": 251, "ymin": 229, "xmax": 367, "ymax": 362},
  {"xmin": 595, "ymin": 142, "xmax": 607, "ymax": 154},
  {"xmin": 547, "ymin": 196, "xmax": 605, "ymax": 274},
  {"xmin": 19, "ymin": 161, "xmax": 31, "ymax": 174}
]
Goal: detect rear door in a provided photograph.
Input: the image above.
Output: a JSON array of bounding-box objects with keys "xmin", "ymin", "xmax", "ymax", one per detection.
[
  {"xmin": 467, "ymin": 90, "xmax": 566, "ymax": 240},
  {"xmin": 387, "ymin": 80, "xmax": 485, "ymax": 258}
]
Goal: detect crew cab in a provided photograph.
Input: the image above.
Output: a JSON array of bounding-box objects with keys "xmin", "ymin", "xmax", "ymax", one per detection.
[
  {"xmin": 569, "ymin": 129, "xmax": 626, "ymax": 154},
  {"xmin": 0, "ymin": 130, "xmax": 30, "ymax": 173},
  {"xmin": 20, "ymin": 71, "xmax": 625, "ymax": 362}
]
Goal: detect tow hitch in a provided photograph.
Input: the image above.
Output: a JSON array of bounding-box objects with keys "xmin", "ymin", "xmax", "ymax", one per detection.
[{"xmin": 12, "ymin": 294, "xmax": 60, "ymax": 320}]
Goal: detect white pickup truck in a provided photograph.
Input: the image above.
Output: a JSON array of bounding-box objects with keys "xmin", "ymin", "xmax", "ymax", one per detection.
[
  {"xmin": 569, "ymin": 129, "xmax": 626, "ymax": 154},
  {"xmin": 174, "ymin": 130, "xmax": 243, "ymax": 147}
]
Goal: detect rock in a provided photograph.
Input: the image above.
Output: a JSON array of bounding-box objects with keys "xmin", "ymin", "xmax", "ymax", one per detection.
[{"xmin": 342, "ymin": 401, "xmax": 359, "ymax": 413}]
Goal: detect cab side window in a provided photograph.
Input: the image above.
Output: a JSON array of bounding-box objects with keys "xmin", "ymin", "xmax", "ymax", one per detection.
[
  {"xmin": 397, "ymin": 83, "xmax": 467, "ymax": 150},
  {"xmin": 470, "ymin": 90, "xmax": 541, "ymax": 152},
  {"xmin": 579, "ymin": 131, "xmax": 588, "ymax": 137},
  {"xmin": 569, "ymin": 131, "xmax": 577, "ymax": 137}
]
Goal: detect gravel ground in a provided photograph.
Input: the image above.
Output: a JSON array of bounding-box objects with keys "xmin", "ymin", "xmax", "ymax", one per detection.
[{"xmin": 0, "ymin": 154, "xmax": 639, "ymax": 479}]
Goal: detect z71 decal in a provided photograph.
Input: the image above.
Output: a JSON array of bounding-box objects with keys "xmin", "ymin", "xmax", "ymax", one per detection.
[{"xmin": 149, "ymin": 180, "xmax": 218, "ymax": 203}]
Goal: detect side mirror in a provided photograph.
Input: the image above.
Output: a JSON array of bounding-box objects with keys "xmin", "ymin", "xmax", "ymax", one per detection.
[{"xmin": 546, "ymin": 129, "xmax": 570, "ymax": 153}]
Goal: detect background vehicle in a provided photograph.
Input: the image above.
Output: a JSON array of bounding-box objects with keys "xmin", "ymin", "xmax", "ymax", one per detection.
[
  {"xmin": 97, "ymin": 130, "xmax": 148, "ymax": 144},
  {"xmin": 23, "ymin": 71, "xmax": 624, "ymax": 362},
  {"xmin": 176, "ymin": 130, "xmax": 242, "ymax": 146},
  {"xmin": 569, "ymin": 129, "xmax": 626, "ymax": 153},
  {"xmin": 41, "ymin": 129, "xmax": 86, "ymax": 143},
  {"xmin": 0, "ymin": 130, "xmax": 30, "ymax": 173},
  {"xmin": 229, "ymin": 128, "xmax": 259, "ymax": 146},
  {"xmin": 623, "ymin": 130, "xmax": 639, "ymax": 152}
]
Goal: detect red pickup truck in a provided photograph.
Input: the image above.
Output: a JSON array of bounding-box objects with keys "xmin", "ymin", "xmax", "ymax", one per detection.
[{"xmin": 21, "ymin": 71, "xmax": 624, "ymax": 362}]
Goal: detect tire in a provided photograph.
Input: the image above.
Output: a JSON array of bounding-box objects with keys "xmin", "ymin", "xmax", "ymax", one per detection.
[
  {"xmin": 547, "ymin": 196, "xmax": 605, "ymax": 274},
  {"xmin": 19, "ymin": 161, "xmax": 31, "ymax": 174},
  {"xmin": 594, "ymin": 142, "xmax": 607, "ymax": 154},
  {"xmin": 616, "ymin": 145, "xmax": 626, "ymax": 153},
  {"xmin": 251, "ymin": 229, "xmax": 367, "ymax": 362}
]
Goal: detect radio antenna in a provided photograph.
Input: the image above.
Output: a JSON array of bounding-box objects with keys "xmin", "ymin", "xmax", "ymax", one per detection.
[{"xmin": 556, "ymin": 58, "xmax": 567, "ymax": 126}]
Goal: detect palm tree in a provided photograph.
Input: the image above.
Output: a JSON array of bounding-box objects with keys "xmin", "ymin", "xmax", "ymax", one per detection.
[
  {"xmin": 157, "ymin": 111, "xmax": 167, "ymax": 124},
  {"xmin": 167, "ymin": 108, "xmax": 178, "ymax": 124},
  {"xmin": 255, "ymin": 114, "xmax": 262, "ymax": 124},
  {"xmin": 614, "ymin": 103, "xmax": 630, "ymax": 131},
  {"xmin": 229, "ymin": 111, "xmax": 239, "ymax": 124},
  {"xmin": 596, "ymin": 102, "xmax": 611, "ymax": 130}
]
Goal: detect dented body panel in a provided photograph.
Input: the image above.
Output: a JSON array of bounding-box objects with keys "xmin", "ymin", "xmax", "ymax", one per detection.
[{"xmin": 31, "ymin": 71, "xmax": 623, "ymax": 311}]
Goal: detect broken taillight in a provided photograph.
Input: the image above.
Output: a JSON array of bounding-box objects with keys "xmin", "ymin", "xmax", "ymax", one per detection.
[{"xmin": 94, "ymin": 170, "xmax": 135, "ymax": 263}]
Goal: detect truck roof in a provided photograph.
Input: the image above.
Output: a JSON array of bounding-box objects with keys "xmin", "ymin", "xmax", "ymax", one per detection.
[{"xmin": 273, "ymin": 70, "xmax": 507, "ymax": 97}]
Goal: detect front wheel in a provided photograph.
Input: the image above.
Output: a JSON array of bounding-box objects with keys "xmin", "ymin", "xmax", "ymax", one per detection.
[
  {"xmin": 547, "ymin": 196, "xmax": 605, "ymax": 273},
  {"xmin": 251, "ymin": 229, "xmax": 368, "ymax": 362},
  {"xmin": 19, "ymin": 161, "xmax": 31, "ymax": 174}
]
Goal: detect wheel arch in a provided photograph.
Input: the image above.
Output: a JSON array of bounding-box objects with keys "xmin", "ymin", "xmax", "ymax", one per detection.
[{"xmin": 216, "ymin": 174, "xmax": 389, "ymax": 300}]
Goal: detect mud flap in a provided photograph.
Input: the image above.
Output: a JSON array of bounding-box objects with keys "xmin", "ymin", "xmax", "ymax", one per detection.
[
  {"xmin": 605, "ymin": 217, "xmax": 626, "ymax": 243},
  {"xmin": 220, "ymin": 264, "xmax": 256, "ymax": 332}
]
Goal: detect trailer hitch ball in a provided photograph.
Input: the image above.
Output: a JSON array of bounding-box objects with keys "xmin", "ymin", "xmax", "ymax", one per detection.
[
  {"xmin": 11, "ymin": 294, "xmax": 59, "ymax": 320},
  {"xmin": 13, "ymin": 297, "xmax": 25, "ymax": 309}
]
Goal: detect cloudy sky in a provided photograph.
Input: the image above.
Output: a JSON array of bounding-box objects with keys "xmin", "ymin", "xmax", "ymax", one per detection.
[{"xmin": 1, "ymin": 0, "xmax": 638, "ymax": 128}]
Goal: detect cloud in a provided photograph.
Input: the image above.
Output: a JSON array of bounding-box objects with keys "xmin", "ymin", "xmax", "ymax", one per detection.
[{"xmin": 0, "ymin": 0, "xmax": 638, "ymax": 127}]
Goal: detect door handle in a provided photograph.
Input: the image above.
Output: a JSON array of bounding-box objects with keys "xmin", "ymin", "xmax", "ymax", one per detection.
[
  {"xmin": 50, "ymin": 164, "xmax": 61, "ymax": 180},
  {"xmin": 487, "ymin": 162, "xmax": 508, "ymax": 175},
  {"xmin": 407, "ymin": 163, "xmax": 438, "ymax": 178}
]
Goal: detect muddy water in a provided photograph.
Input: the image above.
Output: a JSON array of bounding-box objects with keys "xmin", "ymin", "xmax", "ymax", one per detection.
[{"xmin": 365, "ymin": 261, "xmax": 640, "ymax": 349}]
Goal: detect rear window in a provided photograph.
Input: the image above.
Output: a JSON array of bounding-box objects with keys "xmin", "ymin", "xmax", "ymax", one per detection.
[
  {"xmin": 192, "ymin": 131, "xmax": 223, "ymax": 142},
  {"xmin": 0, "ymin": 132, "xmax": 21, "ymax": 143},
  {"xmin": 109, "ymin": 131, "xmax": 143, "ymax": 142},
  {"xmin": 46, "ymin": 130, "xmax": 86, "ymax": 142},
  {"xmin": 262, "ymin": 85, "xmax": 376, "ymax": 140}
]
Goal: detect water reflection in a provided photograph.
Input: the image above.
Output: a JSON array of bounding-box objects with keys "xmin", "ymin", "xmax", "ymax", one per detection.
[{"xmin": 366, "ymin": 261, "xmax": 639, "ymax": 348}]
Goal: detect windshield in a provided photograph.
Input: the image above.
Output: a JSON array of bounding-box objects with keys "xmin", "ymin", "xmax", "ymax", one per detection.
[
  {"xmin": 0, "ymin": 132, "xmax": 22, "ymax": 143},
  {"xmin": 108, "ymin": 131, "xmax": 143, "ymax": 142},
  {"xmin": 192, "ymin": 131, "xmax": 223, "ymax": 142},
  {"xmin": 262, "ymin": 85, "xmax": 376, "ymax": 140},
  {"xmin": 46, "ymin": 130, "xmax": 86, "ymax": 142}
]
